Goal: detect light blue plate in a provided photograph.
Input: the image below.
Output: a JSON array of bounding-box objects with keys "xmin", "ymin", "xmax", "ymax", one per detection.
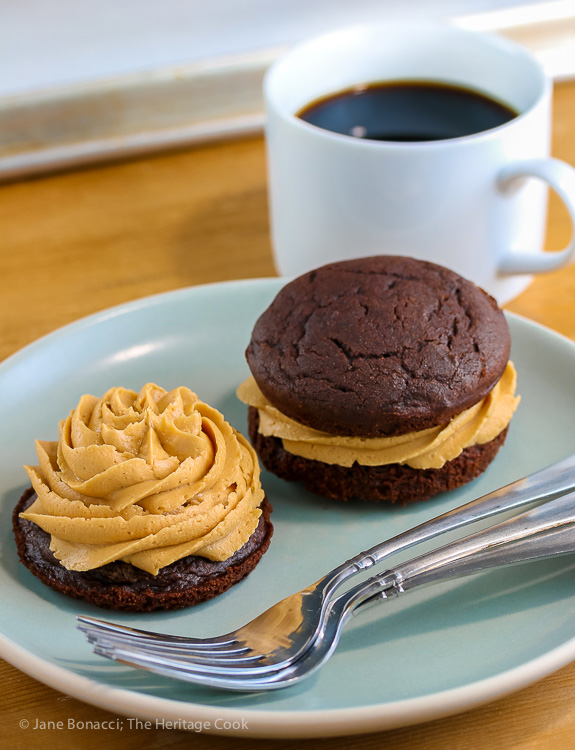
[{"xmin": 1, "ymin": 279, "xmax": 575, "ymax": 739}]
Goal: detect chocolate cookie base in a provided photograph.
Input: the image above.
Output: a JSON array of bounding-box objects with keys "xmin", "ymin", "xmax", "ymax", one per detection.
[
  {"xmin": 13, "ymin": 489, "xmax": 273, "ymax": 612},
  {"xmin": 248, "ymin": 407, "xmax": 508, "ymax": 504}
]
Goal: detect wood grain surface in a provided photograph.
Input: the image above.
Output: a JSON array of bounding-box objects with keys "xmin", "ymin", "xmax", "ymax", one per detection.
[{"xmin": 1, "ymin": 80, "xmax": 574, "ymax": 750}]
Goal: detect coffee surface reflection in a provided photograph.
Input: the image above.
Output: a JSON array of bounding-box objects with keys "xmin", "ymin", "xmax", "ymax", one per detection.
[{"xmin": 297, "ymin": 81, "xmax": 518, "ymax": 142}]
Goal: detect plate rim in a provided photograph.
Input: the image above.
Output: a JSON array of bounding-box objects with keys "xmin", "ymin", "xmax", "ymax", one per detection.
[
  {"xmin": 3, "ymin": 275, "xmax": 575, "ymax": 374},
  {"xmin": 2, "ymin": 277, "xmax": 575, "ymax": 738},
  {"xmin": 2, "ymin": 624, "xmax": 575, "ymax": 738},
  {"xmin": 1, "ymin": 276, "xmax": 281, "ymax": 374}
]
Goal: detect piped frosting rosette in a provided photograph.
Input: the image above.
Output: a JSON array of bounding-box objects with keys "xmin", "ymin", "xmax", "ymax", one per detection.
[{"xmin": 21, "ymin": 384, "xmax": 265, "ymax": 575}]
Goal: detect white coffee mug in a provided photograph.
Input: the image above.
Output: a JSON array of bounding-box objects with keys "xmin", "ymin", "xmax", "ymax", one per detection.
[{"xmin": 264, "ymin": 21, "xmax": 575, "ymax": 303}]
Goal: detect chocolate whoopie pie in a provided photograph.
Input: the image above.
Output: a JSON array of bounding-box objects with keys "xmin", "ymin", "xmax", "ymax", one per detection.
[{"xmin": 239, "ymin": 256, "xmax": 520, "ymax": 504}]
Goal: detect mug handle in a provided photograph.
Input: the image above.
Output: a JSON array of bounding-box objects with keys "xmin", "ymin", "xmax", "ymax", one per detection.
[{"xmin": 497, "ymin": 158, "xmax": 575, "ymax": 274}]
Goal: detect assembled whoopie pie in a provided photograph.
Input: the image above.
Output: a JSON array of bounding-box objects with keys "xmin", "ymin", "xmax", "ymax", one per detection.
[
  {"xmin": 13, "ymin": 383, "xmax": 273, "ymax": 611},
  {"xmin": 238, "ymin": 255, "xmax": 520, "ymax": 504}
]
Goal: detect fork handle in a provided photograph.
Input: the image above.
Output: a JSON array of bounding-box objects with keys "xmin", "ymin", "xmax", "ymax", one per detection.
[
  {"xmin": 353, "ymin": 524, "xmax": 575, "ymax": 615},
  {"xmin": 327, "ymin": 453, "xmax": 575, "ymax": 590},
  {"xmin": 344, "ymin": 488, "xmax": 575, "ymax": 613}
]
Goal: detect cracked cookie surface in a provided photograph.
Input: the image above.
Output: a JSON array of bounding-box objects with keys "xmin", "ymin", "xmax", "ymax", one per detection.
[{"xmin": 246, "ymin": 256, "xmax": 510, "ymax": 437}]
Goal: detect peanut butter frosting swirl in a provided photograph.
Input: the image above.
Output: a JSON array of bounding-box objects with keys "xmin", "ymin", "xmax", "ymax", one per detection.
[
  {"xmin": 21, "ymin": 384, "xmax": 265, "ymax": 575},
  {"xmin": 237, "ymin": 362, "xmax": 520, "ymax": 470}
]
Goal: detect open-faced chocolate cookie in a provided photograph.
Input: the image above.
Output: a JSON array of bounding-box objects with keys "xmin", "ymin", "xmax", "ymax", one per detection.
[{"xmin": 15, "ymin": 383, "xmax": 273, "ymax": 611}]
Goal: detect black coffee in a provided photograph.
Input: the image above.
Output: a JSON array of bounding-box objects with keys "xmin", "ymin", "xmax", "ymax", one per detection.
[{"xmin": 297, "ymin": 81, "xmax": 518, "ymax": 142}]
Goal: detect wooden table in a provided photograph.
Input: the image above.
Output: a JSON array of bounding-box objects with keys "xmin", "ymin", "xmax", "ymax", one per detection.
[{"xmin": 1, "ymin": 80, "xmax": 574, "ymax": 750}]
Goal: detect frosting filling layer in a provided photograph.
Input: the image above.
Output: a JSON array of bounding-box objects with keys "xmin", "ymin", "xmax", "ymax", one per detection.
[
  {"xmin": 21, "ymin": 384, "xmax": 265, "ymax": 575},
  {"xmin": 237, "ymin": 362, "xmax": 519, "ymax": 470}
]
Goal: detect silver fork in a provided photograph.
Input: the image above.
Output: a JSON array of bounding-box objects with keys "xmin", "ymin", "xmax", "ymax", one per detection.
[
  {"xmin": 85, "ymin": 488, "xmax": 575, "ymax": 691},
  {"xmin": 78, "ymin": 454, "xmax": 575, "ymax": 672}
]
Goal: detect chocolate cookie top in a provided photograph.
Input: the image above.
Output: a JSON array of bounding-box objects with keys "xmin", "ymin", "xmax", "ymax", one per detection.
[{"xmin": 246, "ymin": 256, "xmax": 511, "ymax": 437}]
